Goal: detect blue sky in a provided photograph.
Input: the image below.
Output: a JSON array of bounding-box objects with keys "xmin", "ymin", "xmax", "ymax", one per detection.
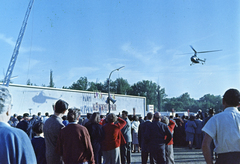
[{"xmin": 0, "ymin": 0, "xmax": 239, "ymax": 99}]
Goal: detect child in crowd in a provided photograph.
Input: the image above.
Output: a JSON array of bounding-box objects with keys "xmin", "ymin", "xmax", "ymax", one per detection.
[{"xmin": 31, "ymin": 122, "xmax": 47, "ymax": 164}]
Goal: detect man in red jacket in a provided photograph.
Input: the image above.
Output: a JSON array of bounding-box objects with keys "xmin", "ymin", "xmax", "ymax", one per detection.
[{"xmin": 102, "ymin": 113, "xmax": 126, "ymax": 164}]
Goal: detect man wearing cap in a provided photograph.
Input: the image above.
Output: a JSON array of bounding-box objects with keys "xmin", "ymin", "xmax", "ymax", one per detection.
[
  {"xmin": 0, "ymin": 86, "xmax": 37, "ymax": 164},
  {"xmin": 202, "ymin": 88, "xmax": 240, "ymax": 164},
  {"xmin": 44, "ymin": 99, "xmax": 69, "ymax": 164}
]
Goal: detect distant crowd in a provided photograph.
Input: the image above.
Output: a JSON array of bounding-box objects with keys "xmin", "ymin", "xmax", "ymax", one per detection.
[{"xmin": 1, "ymin": 86, "xmax": 240, "ymax": 164}]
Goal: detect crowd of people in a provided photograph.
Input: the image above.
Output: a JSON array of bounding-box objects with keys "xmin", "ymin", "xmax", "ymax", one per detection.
[{"xmin": 1, "ymin": 85, "xmax": 240, "ymax": 164}]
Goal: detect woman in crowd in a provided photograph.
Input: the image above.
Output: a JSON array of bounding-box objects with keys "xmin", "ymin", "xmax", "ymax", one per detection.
[
  {"xmin": 86, "ymin": 112, "xmax": 105, "ymax": 164},
  {"xmin": 101, "ymin": 113, "xmax": 126, "ymax": 164},
  {"xmin": 185, "ymin": 115, "xmax": 197, "ymax": 149},
  {"xmin": 131, "ymin": 115, "xmax": 140, "ymax": 153}
]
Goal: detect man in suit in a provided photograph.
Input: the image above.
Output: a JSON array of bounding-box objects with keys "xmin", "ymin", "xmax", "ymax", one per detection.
[
  {"xmin": 145, "ymin": 112, "xmax": 172, "ymax": 164},
  {"xmin": 138, "ymin": 112, "xmax": 154, "ymax": 164},
  {"xmin": 44, "ymin": 99, "xmax": 69, "ymax": 164}
]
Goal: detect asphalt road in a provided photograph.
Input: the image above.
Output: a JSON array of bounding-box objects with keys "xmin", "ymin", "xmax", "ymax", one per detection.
[{"xmin": 131, "ymin": 146, "xmax": 207, "ymax": 164}]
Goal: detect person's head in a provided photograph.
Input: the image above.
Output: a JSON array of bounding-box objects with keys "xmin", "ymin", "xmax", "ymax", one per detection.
[
  {"xmin": 106, "ymin": 113, "xmax": 117, "ymax": 123},
  {"xmin": 175, "ymin": 113, "xmax": 179, "ymax": 117},
  {"xmin": 0, "ymin": 86, "xmax": 12, "ymax": 122},
  {"xmin": 161, "ymin": 116, "xmax": 169, "ymax": 125},
  {"xmin": 122, "ymin": 110, "xmax": 128, "ymax": 119},
  {"xmin": 13, "ymin": 114, "xmax": 17, "ymax": 117},
  {"xmin": 23, "ymin": 113, "xmax": 29, "ymax": 120},
  {"xmin": 153, "ymin": 112, "xmax": 161, "ymax": 121},
  {"xmin": 87, "ymin": 113, "xmax": 92, "ymax": 119},
  {"xmin": 204, "ymin": 112, "xmax": 209, "ymax": 118},
  {"xmin": 45, "ymin": 112, "xmax": 49, "ymax": 117},
  {"xmin": 89, "ymin": 112, "xmax": 100, "ymax": 124},
  {"xmin": 37, "ymin": 112, "xmax": 41, "ymax": 116},
  {"xmin": 133, "ymin": 115, "xmax": 139, "ymax": 121},
  {"xmin": 208, "ymin": 108, "xmax": 215, "ymax": 115},
  {"xmin": 146, "ymin": 112, "xmax": 153, "ymax": 120},
  {"xmin": 54, "ymin": 99, "xmax": 68, "ymax": 114},
  {"xmin": 190, "ymin": 115, "xmax": 195, "ymax": 121},
  {"xmin": 67, "ymin": 108, "xmax": 81, "ymax": 122},
  {"xmin": 32, "ymin": 121, "xmax": 44, "ymax": 135},
  {"xmin": 222, "ymin": 88, "xmax": 240, "ymax": 108},
  {"xmin": 62, "ymin": 115, "xmax": 67, "ymax": 121},
  {"xmin": 17, "ymin": 115, "xmax": 23, "ymax": 121}
]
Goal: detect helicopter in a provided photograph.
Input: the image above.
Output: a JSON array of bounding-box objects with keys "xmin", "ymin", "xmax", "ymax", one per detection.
[{"xmin": 189, "ymin": 45, "xmax": 222, "ymax": 66}]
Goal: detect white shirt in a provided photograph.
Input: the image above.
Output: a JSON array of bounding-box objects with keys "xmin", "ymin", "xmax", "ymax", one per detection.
[
  {"xmin": 202, "ymin": 107, "xmax": 240, "ymax": 154},
  {"xmin": 131, "ymin": 121, "xmax": 140, "ymax": 133}
]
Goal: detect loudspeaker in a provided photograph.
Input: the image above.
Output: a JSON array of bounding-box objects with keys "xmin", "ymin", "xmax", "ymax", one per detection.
[{"xmin": 106, "ymin": 97, "xmax": 117, "ymax": 104}]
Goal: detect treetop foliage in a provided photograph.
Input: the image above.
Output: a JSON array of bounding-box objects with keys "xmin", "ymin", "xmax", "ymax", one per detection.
[{"xmin": 63, "ymin": 76, "xmax": 223, "ymax": 114}]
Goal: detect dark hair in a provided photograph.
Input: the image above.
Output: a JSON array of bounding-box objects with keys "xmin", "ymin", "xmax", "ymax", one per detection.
[
  {"xmin": 89, "ymin": 112, "xmax": 100, "ymax": 124},
  {"xmin": 67, "ymin": 108, "xmax": 80, "ymax": 122},
  {"xmin": 32, "ymin": 122, "xmax": 43, "ymax": 134},
  {"xmin": 133, "ymin": 115, "xmax": 139, "ymax": 121},
  {"xmin": 38, "ymin": 112, "xmax": 41, "ymax": 116},
  {"xmin": 190, "ymin": 115, "xmax": 195, "ymax": 121},
  {"xmin": 147, "ymin": 112, "xmax": 153, "ymax": 120},
  {"xmin": 55, "ymin": 99, "xmax": 68, "ymax": 113},
  {"xmin": 208, "ymin": 108, "xmax": 215, "ymax": 115},
  {"xmin": 122, "ymin": 110, "xmax": 128, "ymax": 116},
  {"xmin": 87, "ymin": 113, "xmax": 92, "ymax": 119},
  {"xmin": 23, "ymin": 113, "xmax": 29, "ymax": 118},
  {"xmin": 17, "ymin": 115, "xmax": 23, "ymax": 121},
  {"xmin": 62, "ymin": 115, "xmax": 67, "ymax": 120},
  {"xmin": 45, "ymin": 112, "xmax": 49, "ymax": 116},
  {"xmin": 223, "ymin": 89, "xmax": 240, "ymax": 107}
]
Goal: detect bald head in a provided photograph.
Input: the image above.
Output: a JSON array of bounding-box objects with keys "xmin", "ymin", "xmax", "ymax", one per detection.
[{"xmin": 154, "ymin": 112, "xmax": 161, "ymax": 121}]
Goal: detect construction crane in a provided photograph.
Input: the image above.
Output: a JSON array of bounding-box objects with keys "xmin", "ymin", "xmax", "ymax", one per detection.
[{"xmin": 2, "ymin": 0, "xmax": 34, "ymax": 86}]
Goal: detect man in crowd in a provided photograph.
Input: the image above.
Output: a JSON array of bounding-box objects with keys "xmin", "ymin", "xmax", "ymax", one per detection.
[
  {"xmin": 42, "ymin": 112, "xmax": 49, "ymax": 124},
  {"xmin": 202, "ymin": 88, "xmax": 240, "ymax": 164},
  {"xmin": 138, "ymin": 112, "xmax": 154, "ymax": 164},
  {"xmin": 44, "ymin": 99, "xmax": 69, "ymax": 164},
  {"xmin": 16, "ymin": 112, "xmax": 30, "ymax": 134},
  {"xmin": 56, "ymin": 108, "xmax": 95, "ymax": 164},
  {"xmin": 0, "ymin": 86, "xmax": 37, "ymax": 164},
  {"xmin": 120, "ymin": 110, "xmax": 132, "ymax": 164},
  {"xmin": 145, "ymin": 112, "xmax": 172, "ymax": 164}
]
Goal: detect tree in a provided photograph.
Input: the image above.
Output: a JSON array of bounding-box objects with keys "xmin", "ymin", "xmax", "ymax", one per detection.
[
  {"xmin": 115, "ymin": 78, "xmax": 131, "ymax": 95},
  {"xmin": 69, "ymin": 77, "xmax": 88, "ymax": 90},
  {"xmin": 48, "ymin": 70, "xmax": 55, "ymax": 87},
  {"xmin": 129, "ymin": 80, "xmax": 166, "ymax": 111},
  {"xmin": 26, "ymin": 79, "xmax": 33, "ymax": 85}
]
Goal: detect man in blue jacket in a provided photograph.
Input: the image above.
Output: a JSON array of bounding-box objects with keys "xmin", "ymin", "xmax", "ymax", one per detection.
[
  {"xmin": 0, "ymin": 86, "xmax": 37, "ymax": 164},
  {"xmin": 120, "ymin": 110, "xmax": 132, "ymax": 164}
]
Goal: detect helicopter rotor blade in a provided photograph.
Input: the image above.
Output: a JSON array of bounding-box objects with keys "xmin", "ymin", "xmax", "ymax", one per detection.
[
  {"xmin": 190, "ymin": 45, "xmax": 197, "ymax": 54},
  {"xmin": 197, "ymin": 50, "xmax": 222, "ymax": 54}
]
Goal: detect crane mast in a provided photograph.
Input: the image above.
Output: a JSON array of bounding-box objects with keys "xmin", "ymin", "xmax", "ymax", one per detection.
[{"xmin": 2, "ymin": 0, "xmax": 34, "ymax": 86}]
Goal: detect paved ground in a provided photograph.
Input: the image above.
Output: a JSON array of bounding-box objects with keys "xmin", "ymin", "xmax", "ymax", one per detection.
[{"xmin": 131, "ymin": 146, "xmax": 208, "ymax": 164}]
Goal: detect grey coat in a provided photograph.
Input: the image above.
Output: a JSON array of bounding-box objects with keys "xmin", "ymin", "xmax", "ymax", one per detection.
[{"xmin": 121, "ymin": 117, "xmax": 132, "ymax": 142}]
